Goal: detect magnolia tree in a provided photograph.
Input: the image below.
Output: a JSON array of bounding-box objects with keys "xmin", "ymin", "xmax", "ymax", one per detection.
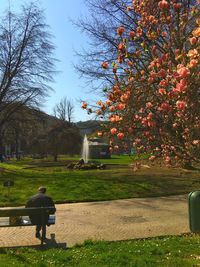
[{"xmin": 82, "ymin": 0, "xmax": 200, "ymax": 168}]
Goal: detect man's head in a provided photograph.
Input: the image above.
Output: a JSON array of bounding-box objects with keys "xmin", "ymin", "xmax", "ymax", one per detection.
[{"xmin": 38, "ymin": 186, "xmax": 46, "ymax": 194}]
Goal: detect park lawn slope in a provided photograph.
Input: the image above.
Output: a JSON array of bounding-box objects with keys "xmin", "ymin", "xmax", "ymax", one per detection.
[
  {"xmin": 0, "ymin": 160, "xmax": 200, "ymax": 206},
  {"xmin": 0, "ymin": 235, "xmax": 200, "ymax": 266}
]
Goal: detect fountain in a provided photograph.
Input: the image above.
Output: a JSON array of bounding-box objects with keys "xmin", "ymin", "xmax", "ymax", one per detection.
[
  {"xmin": 81, "ymin": 135, "xmax": 89, "ymax": 163},
  {"xmin": 66, "ymin": 135, "xmax": 106, "ymax": 170}
]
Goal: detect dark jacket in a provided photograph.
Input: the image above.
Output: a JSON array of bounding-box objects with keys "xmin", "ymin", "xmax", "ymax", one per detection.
[{"xmin": 26, "ymin": 193, "xmax": 56, "ymax": 225}]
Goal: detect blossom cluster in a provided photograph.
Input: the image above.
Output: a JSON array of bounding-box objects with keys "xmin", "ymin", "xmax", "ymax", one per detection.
[{"xmin": 82, "ymin": 0, "xmax": 200, "ymax": 167}]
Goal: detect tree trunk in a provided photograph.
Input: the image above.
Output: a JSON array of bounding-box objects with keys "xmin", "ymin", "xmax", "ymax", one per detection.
[
  {"xmin": 0, "ymin": 129, "xmax": 4, "ymax": 162},
  {"xmin": 54, "ymin": 154, "xmax": 58, "ymax": 162},
  {"xmin": 15, "ymin": 130, "xmax": 21, "ymax": 160}
]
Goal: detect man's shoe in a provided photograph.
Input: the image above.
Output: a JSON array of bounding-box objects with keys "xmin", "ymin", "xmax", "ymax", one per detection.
[
  {"xmin": 42, "ymin": 236, "xmax": 46, "ymax": 241},
  {"xmin": 35, "ymin": 232, "xmax": 40, "ymax": 238}
]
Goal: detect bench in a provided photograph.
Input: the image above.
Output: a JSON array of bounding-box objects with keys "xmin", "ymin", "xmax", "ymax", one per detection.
[{"xmin": 0, "ymin": 207, "xmax": 56, "ymax": 246}]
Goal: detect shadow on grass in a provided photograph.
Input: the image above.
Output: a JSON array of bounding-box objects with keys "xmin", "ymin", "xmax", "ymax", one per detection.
[
  {"xmin": 40, "ymin": 233, "xmax": 67, "ymax": 249},
  {"xmin": 0, "ymin": 233, "xmax": 67, "ymax": 251}
]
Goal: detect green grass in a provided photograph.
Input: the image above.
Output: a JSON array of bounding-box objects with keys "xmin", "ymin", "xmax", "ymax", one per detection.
[
  {"xmin": 0, "ymin": 156, "xmax": 200, "ymax": 206},
  {"xmin": 11, "ymin": 154, "xmax": 135, "ymax": 165},
  {"xmin": 89, "ymin": 154, "xmax": 137, "ymax": 165},
  {"xmin": 1, "ymin": 157, "xmax": 200, "ymax": 265},
  {"xmin": 1, "ymin": 235, "xmax": 200, "ymax": 266}
]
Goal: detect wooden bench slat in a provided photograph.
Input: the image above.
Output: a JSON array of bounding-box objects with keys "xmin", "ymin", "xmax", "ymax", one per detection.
[
  {"xmin": 0, "ymin": 215, "xmax": 55, "ymax": 227},
  {"xmin": 0, "ymin": 207, "xmax": 55, "ymax": 217}
]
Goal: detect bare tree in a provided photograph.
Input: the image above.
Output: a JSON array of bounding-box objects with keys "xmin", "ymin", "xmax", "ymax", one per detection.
[
  {"xmin": 0, "ymin": 2, "xmax": 56, "ymax": 130},
  {"xmin": 74, "ymin": 0, "xmax": 197, "ymax": 93},
  {"xmin": 74, "ymin": 0, "xmax": 133, "ymax": 90},
  {"xmin": 53, "ymin": 97, "xmax": 75, "ymax": 122},
  {"xmin": 3, "ymin": 106, "xmax": 39, "ymax": 159},
  {"xmin": 46, "ymin": 121, "xmax": 81, "ymax": 161}
]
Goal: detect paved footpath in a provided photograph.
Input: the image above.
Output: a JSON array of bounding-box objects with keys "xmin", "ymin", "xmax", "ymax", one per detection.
[{"xmin": 0, "ymin": 195, "xmax": 189, "ymax": 248}]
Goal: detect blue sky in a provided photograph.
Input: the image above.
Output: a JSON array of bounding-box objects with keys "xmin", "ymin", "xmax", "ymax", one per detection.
[{"xmin": 0, "ymin": 0, "xmax": 97, "ymax": 122}]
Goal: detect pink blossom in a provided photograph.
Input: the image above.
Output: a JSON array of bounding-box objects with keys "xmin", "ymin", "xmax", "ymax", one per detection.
[
  {"xmin": 109, "ymin": 147, "xmax": 113, "ymax": 153},
  {"xmin": 158, "ymin": 1, "xmax": 169, "ymax": 9},
  {"xmin": 176, "ymin": 100, "xmax": 187, "ymax": 110},
  {"xmin": 139, "ymin": 108, "xmax": 145, "ymax": 113},
  {"xmin": 128, "ymin": 127, "xmax": 133, "ymax": 133},
  {"xmin": 159, "ymin": 88, "xmax": 166, "ymax": 95},
  {"xmin": 173, "ymin": 82, "xmax": 186, "ymax": 93},
  {"xmin": 110, "ymin": 128, "xmax": 117, "ymax": 135},
  {"xmin": 81, "ymin": 102, "xmax": 88, "ymax": 109},
  {"xmin": 190, "ymin": 37, "xmax": 197, "ymax": 45},
  {"xmin": 135, "ymin": 138, "xmax": 141, "ymax": 144},
  {"xmin": 101, "ymin": 62, "xmax": 109, "ymax": 69},
  {"xmin": 117, "ymin": 26, "xmax": 125, "ymax": 36},
  {"xmin": 120, "ymin": 93, "xmax": 129, "ymax": 102},
  {"xmin": 149, "ymin": 155, "xmax": 156, "ymax": 161},
  {"xmin": 144, "ymin": 131, "xmax": 150, "ymax": 137},
  {"xmin": 106, "ymin": 100, "xmax": 112, "ymax": 106},
  {"xmin": 177, "ymin": 67, "xmax": 190, "ymax": 78},
  {"xmin": 160, "ymin": 102, "xmax": 171, "ymax": 112},
  {"xmin": 192, "ymin": 140, "xmax": 199, "ymax": 145},
  {"xmin": 109, "ymin": 117, "xmax": 115, "ymax": 122},
  {"xmin": 165, "ymin": 156, "xmax": 171, "ymax": 162},
  {"xmin": 117, "ymin": 132, "xmax": 124, "ymax": 139},
  {"xmin": 187, "ymin": 49, "xmax": 198, "ymax": 59},
  {"xmin": 173, "ymin": 3, "xmax": 182, "ymax": 9},
  {"xmin": 159, "ymin": 80, "xmax": 168, "ymax": 87},
  {"xmin": 109, "ymin": 106, "xmax": 115, "ymax": 112},
  {"xmin": 158, "ymin": 69, "xmax": 167, "ymax": 78},
  {"xmin": 146, "ymin": 102, "xmax": 153, "ymax": 109},
  {"xmin": 141, "ymin": 118, "xmax": 148, "ymax": 126},
  {"xmin": 117, "ymin": 103, "xmax": 126, "ymax": 110},
  {"xmin": 147, "ymin": 112, "xmax": 153, "ymax": 119},
  {"xmin": 148, "ymin": 121, "xmax": 156, "ymax": 127},
  {"xmin": 188, "ymin": 59, "xmax": 198, "ymax": 68}
]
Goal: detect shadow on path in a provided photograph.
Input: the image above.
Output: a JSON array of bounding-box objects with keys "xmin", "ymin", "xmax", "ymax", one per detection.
[{"xmin": 0, "ymin": 233, "xmax": 67, "ymax": 250}]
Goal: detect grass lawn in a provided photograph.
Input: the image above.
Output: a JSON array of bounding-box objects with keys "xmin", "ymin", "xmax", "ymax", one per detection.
[
  {"xmin": 0, "ymin": 156, "xmax": 200, "ymax": 266},
  {"xmin": 1, "ymin": 235, "xmax": 200, "ymax": 266},
  {"xmin": 0, "ymin": 155, "xmax": 200, "ymax": 206}
]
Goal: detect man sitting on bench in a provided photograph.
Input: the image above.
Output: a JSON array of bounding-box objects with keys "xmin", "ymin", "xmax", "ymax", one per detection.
[{"xmin": 26, "ymin": 186, "xmax": 56, "ymax": 240}]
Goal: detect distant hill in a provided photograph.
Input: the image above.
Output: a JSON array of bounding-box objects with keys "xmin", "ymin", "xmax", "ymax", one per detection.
[
  {"xmin": 76, "ymin": 120, "xmax": 102, "ymax": 136},
  {"xmin": 32, "ymin": 109, "xmax": 103, "ymax": 136}
]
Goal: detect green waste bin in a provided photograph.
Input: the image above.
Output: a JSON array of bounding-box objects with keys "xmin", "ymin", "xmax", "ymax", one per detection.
[{"xmin": 188, "ymin": 191, "xmax": 200, "ymax": 233}]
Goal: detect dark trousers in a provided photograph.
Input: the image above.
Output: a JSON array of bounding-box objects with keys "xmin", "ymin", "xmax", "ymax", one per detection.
[{"xmin": 36, "ymin": 224, "xmax": 46, "ymax": 238}]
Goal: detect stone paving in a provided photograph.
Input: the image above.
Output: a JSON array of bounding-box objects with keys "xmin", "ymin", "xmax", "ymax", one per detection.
[{"xmin": 0, "ymin": 195, "xmax": 189, "ymax": 248}]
